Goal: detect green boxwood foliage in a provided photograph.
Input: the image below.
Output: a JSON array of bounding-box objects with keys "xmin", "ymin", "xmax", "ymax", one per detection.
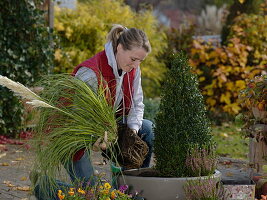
[
  {"xmin": 154, "ymin": 53, "xmax": 214, "ymax": 177},
  {"xmin": 53, "ymin": 0, "xmax": 167, "ymax": 97},
  {"xmin": 0, "ymin": 1, "xmax": 54, "ymax": 137}
]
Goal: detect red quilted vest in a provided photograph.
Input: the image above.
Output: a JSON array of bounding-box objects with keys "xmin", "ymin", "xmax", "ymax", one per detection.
[
  {"xmin": 72, "ymin": 50, "xmax": 135, "ymax": 114},
  {"xmin": 72, "ymin": 50, "xmax": 136, "ymax": 161}
]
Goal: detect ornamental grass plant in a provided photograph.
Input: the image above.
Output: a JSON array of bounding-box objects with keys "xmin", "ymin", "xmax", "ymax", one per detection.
[
  {"xmin": 154, "ymin": 53, "xmax": 217, "ymax": 177},
  {"xmin": 0, "ymin": 74, "xmax": 118, "ymax": 196}
]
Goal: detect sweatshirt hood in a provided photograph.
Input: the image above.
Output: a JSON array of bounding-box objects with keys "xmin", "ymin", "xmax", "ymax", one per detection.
[{"xmin": 104, "ymin": 42, "xmax": 125, "ymax": 78}]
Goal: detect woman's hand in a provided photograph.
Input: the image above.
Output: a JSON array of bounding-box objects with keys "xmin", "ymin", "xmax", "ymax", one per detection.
[{"xmin": 92, "ymin": 131, "xmax": 110, "ymax": 151}]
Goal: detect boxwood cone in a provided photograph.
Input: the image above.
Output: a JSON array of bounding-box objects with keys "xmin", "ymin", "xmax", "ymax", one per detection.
[{"xmin": 154, "ymin": 52, "xmax": 216, "ymax": 177}]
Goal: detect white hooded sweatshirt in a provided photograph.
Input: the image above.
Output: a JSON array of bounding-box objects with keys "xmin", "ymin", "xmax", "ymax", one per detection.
[{"xmin": 75, "ymin": 42, "xmax": 144, "ymax": 132}]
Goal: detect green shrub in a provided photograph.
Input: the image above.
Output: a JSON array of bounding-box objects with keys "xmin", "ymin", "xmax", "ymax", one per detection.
[
  {"xmin": 53, "ymin": 0, "xmax": 167, "ymax": 97},
  {"xmin": 154, "ymin": 53, "xmax": 214, "ymax": 177},
  {"xmin": 0, "ymin": 1, "xmax": 53, "ymax": 137}
]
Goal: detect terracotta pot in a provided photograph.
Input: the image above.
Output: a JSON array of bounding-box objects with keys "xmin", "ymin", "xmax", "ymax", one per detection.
[{"xmin": 115, "ymin": 168, "xmax": 221, "ymax": 200}]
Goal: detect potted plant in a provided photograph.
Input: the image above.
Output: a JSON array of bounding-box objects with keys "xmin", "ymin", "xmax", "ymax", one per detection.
[
  {"xmin": 116, "ymin": 53, "xmax": 220, "ymax": 199},
  {"xmin": 238, "ymin": 74, "xmax": 267, "ymax": 135},
  {"xmin": 237, "ymin": 74, "xmax": 267, "ymax": 197}
]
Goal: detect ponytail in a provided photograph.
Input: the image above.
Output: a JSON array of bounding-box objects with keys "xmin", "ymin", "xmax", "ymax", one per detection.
[
  {"xmin": 106, "ymin": 24, "xmax": 127, "ymax": 53},
  {"xmin": 107, "ymin": 24, "xmax": 151, "ymax": 54}
]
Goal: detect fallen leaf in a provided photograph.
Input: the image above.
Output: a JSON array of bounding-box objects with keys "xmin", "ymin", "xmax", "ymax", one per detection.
[
  {"xmin": 0, "ymin": 153, "xmax": 6, "ymax": 158},
  {"xmin": 0, "ymin": 144, "xmax": 8, "ymax": 151},
  {"xmin": 3, "ymin": 181, "xmax": 15, "ymax": 187},
  {"xmin": 3, "ymin": 180, "xmax": 11, "ymax": 184},
  {"xmin": 20, "ymin": 176, "xmax": 27, "ymax": 181},
  {"xmin": 7, "ymin": 183, "xmax": 16, "ymax": 187},
  {"xmin": 1, "ymin": 162, "xmax": 9, "ymax": 166},
  {"xmin": 223, "ymin": 160, "xmax": 232, "ymax": 165},
  {"xmin": 220, "ymin": 133, "xmax": 229, "ymax": 138},
  {"xmin": 15, "ymin": 157, "xmax": 24, "ymax": 161},
  {"xmin": 226, "ymin": 172, "xmax": 233, "ymax": 177},
  {"xmin": 16, "ymin": 186, "xmax": 31, "ymax": 191}
]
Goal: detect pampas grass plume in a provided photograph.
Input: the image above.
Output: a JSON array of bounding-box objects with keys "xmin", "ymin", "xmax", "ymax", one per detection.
[{"xmin": 0, "ymin": 75, "xmax": 40, "ymax": 100}]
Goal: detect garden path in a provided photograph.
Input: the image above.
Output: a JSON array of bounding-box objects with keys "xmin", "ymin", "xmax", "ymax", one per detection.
[
  {"xmin": 0, "ymin": 144, "xmax": 254, "ymax": 200},
  {"xmin": 0, "ymin": 144, "xmax": 111, "ymax": 200}
]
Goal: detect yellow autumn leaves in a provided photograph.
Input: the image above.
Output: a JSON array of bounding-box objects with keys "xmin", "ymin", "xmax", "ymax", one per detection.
[{"xmin": 189, "ymin": 36, "xmax": 265, "ymax": 115}]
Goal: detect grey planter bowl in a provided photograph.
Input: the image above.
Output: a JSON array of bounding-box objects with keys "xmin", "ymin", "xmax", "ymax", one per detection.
[{"xmin": 116, "ymin": 168, "xmax": 221, "ymax": 200}]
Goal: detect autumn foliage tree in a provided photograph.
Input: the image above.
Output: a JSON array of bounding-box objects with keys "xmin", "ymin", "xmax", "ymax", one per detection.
[
  {"xmin": 189, "ymin": 3, "xmax": 266, "ymax": 116},
  {"xmin": 221, "ymin": 0, "xmax": 264, "ymax": 44}
]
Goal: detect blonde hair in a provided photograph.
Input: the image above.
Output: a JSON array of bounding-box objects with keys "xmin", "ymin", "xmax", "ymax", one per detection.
[{"xmin": 107, "ymin": 24, "xmax": 151, "ymax": 53}]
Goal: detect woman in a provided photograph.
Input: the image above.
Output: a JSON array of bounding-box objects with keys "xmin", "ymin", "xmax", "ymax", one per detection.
[
  {"xmin": 33, "ymin": 24, "xmax": 154, "ymax": 200},
  {"xmin": 71, "ymin": 24, "xmax": 154, "ymax": 184}
]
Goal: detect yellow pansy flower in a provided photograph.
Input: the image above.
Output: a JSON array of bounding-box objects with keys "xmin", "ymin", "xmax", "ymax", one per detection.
[
  {"xmin": 103, "ymin": 189, "xmax": 109, "ymax": 195},
  {"xmin": 58, "ymin": 194, "xmax": 65, "ymax": 200},
  {"xmin": 111, "ymin": 190, "xmax": 116, "ymax": 199},
  {"xmin": 68, "ymin": 188, "xmax": 75, "ymax": 196},
  {"xmin": 78, "ymin": 188, "xmax": 86, "ymax": 194},
  {"xmin": 57, "ymin": 190, "xmax": 65, "ymax": 200},
  {"xmin": 104, "ymin": 182, "xmax": 111, "ymax": 189}
]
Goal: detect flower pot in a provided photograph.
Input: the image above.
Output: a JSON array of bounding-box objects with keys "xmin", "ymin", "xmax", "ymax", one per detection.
[
  {"xmin": 222, "ymin": 179, "xmax": 255, "ymax": 200},
  {"xmin": 114, "ymin": 168, "xmax": 221, "ymax": 200}
]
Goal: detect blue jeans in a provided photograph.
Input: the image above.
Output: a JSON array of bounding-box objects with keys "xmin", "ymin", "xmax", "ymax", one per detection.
[
  {"xmin": 34, "ymin": 119, "xmax": 154, "ymax": 200},
  {"xmin": 138, "ymin": 119, "xmax": 154, "ymax": 168},
  {"xmin": 34, "ymin": 152, "xmax": 95, "ymax": 200}
]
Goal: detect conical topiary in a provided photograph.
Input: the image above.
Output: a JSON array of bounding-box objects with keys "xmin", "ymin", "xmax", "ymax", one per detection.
[{"xmin": 154, "ymin": 53, "xmax": 215, "ymax": 177}]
